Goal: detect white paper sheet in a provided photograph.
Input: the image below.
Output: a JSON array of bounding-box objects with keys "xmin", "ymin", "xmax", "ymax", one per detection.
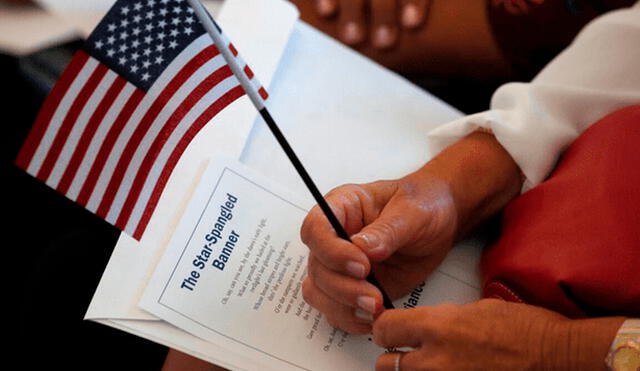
[
  {"xmin": 240, "ymin": 22, "xmax": 463, "ymax": 197},
  {"xmin": 85, "ymin": 0, "xmax": 299, "ymax": 322},
  {"xmin": 140, "ymin": 158, "xmax": 480, "ymax": 371},
  {"xmin": 86, "ymin": 2, "xmax": 480, "ymax": 368}
]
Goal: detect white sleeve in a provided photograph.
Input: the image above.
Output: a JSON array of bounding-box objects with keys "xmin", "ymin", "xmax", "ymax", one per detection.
[{"xmin": 426, "ymin": 2, "xmax": 640, "ymax": 192}]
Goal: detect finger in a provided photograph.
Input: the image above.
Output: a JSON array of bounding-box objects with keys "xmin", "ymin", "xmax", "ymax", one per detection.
[
  {"xmin": 369, "ymin": 0, "xmax": 399, "ymax": 50},
  {"xmin": 315, "ymin": 0, "xmax": 338, "ymax": 17},
  {"xmin": 338, "ymin": 0, "xmax": 366, "ymax": 45},
  {"xmin": 502, "ymin": 0, "xmax": 526, "ymax": 15},
  {"xmin": 375, "ymin": 351, "xmax": 397, "ymax": 371},
  {"xmin": 301, "ymin": 210, "xmax": 371, "ymax": 279},
  {"xmin": 351, "ymin": 196, "xmax": 428, "ymax": 262},
  {"xmin": 376, "ymin": 350, "xmax": 432, "ymax": 371},
  {"xmin": 375, "ymin": 351, "xmax": 406, "ymax": 371},
  {"xmin": 400, "ymin": 0, "xmax": 430, "ymax": 29},
  {"xmin": 308, "ymin": 254, "xmax": 383, "ymax": 315},
  {"xmin": 301, "ymin": 193, "xmax": 351, "ymax": 245},
  {"xmin": 323, "ymin": 184, "xmax": 371, "ymax": 236},
  {"xmin": 372, "ymin": 308, "xmax": 427, "ymax": 348},
  {"xmin": 302, "ymin": 276, "xmax": 373, "ymax": 334},
  {"xmin": 301, "ymin": 186, "xmax": 375, "ymax": 279}
]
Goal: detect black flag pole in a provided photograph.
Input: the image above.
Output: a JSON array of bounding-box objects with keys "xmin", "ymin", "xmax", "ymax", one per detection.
[
  {"xmin": 257, "ymin": 109, "xmax": 394, "ymax": 310},
  {"xmin": 187, "ymin": 0, "xmax": 394, "ymax": 310}
]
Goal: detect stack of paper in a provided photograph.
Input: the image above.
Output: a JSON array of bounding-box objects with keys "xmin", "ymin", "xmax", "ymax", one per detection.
[{"xmin": 85, "ymin": 0, "xmax": 482, "ymax": 370}]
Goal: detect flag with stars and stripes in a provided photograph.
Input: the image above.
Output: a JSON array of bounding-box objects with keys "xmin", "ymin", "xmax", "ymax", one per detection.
[{"xmin": 15, "ymin": 0, "xmax": 269, "ymax": 240}]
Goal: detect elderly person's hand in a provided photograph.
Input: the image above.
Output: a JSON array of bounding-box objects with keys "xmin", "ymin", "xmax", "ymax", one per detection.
[
  {"xmin": 373, "ymin": 299, "xmax": 625, "ymax": 371},
  {"xmin": 300, "ymin": 132, "xmax": 524, "ymax": 334},
  {"xmin": 301, "ymin": 171, "xmax": 458, "ymax": 334},
  {"xmin": 310, "ymin": 0, "xmax": 431, "ymax": 49}
]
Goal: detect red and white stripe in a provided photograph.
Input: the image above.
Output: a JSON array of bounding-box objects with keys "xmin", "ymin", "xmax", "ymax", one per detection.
[{"xmin": 16, "ymin": 34, "xmax": 267, "ymax": 239}]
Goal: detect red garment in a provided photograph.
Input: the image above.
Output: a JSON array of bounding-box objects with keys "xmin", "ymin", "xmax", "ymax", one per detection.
[{"xmin": 482, "ymin": 105, "xmax": 640, "ymax": 318}]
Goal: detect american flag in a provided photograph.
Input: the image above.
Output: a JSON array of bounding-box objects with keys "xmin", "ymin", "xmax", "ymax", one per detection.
[{"xmin": 15, "ymin": 0, "xmax": 268, "ymax": 240}]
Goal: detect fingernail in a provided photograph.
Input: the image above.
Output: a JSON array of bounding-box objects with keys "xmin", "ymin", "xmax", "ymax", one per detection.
[
  {"xmin": 373, "ymin": 25, "xmax": 395, "ymax": 49},
  {"xmin": 353, "ymin": 233, "xmax": 386, "ymax": 258},
  {"xmin": 316, "ymin": 0, "xmax": 336, "ymax": 16},
  {"xmin": 402, "ymin": 3, "xmax": 422, "ymax": 28},
  {"xmin": 354, "ymin": 308, "xmax": 374, "ymax": 321},
  {"xmin": 346, "ymin": 261, "xmax": 365, "ymax": 279},
  {"xmin": 342, "ymin": 22, "xmax": 364, "ymax": 45},
  {"xmin": 357, "ymin": 296, "xmax": 378, "ymax": 314}
]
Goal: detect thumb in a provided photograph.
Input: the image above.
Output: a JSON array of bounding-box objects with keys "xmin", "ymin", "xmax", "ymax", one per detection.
[{"xmin": 350, "ymin": 197, "xmax": 426, "ymax": 262}]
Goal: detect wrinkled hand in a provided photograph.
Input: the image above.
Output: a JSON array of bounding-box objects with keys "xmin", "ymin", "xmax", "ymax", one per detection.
[
  {"xmin": 312, "ymin": 0, "xmax": 431, "ymax": 49},
  {"xmin": 301, "ymin": 132, "xmax": 527, "ymax": 335},
  {"xmin": 300, "ymin": 172, "xmax": 459, "ymax": 334},
  {"xmin": 374, "ymin": 299, "xmax": 567, "ymax": 371}
]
